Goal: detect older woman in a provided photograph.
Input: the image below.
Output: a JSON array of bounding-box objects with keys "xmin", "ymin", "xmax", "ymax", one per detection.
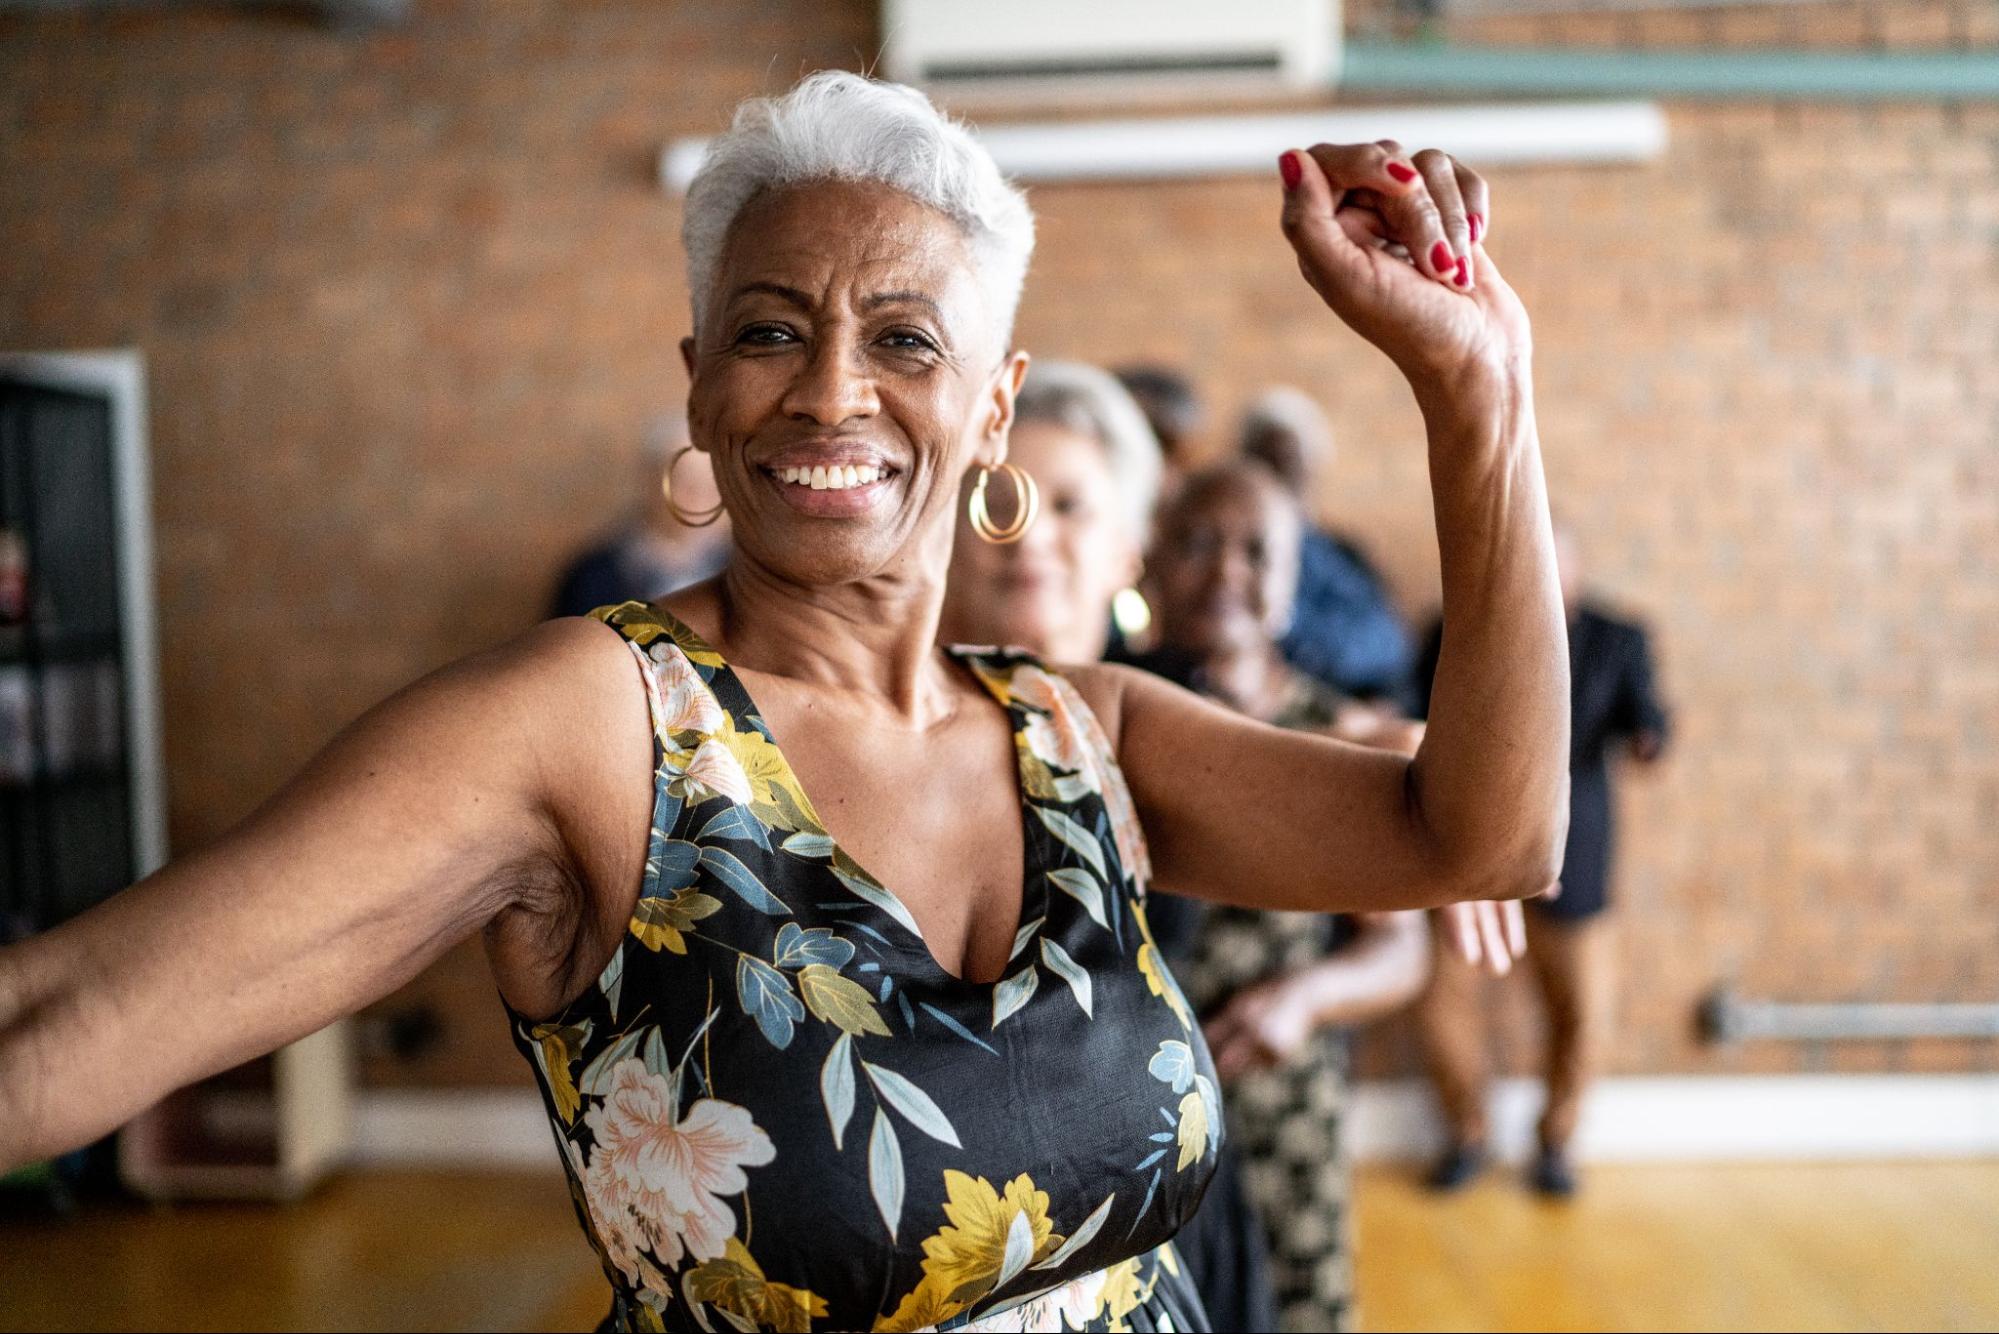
[
  {"xmin": 939, "ymin": 359, "xmax": 1161, "ymax": 661},
  {"xmin": 0, "ymin": 71, "xmax": 1566, "ymax": 1334},
  {"xmin": 1137, "ymin": 458, "xmax": 1434, "ymax": 1332}
]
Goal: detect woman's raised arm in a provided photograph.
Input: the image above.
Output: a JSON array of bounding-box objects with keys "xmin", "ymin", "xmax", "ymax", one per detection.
[
  {"xmin": 1078, "ymin": 142, "xmax": 1568, "ymax": 916},
  {"xmin": 0, "ymin": 617, "xmax": 653, "ymax": 1170}
]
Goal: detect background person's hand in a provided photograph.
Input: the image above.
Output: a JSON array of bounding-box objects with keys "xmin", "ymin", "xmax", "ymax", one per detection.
[
  {"xmin": 1202, "ymin": 975, "xmax": 1316, "ymax": 1080},
  {"xmin": 1436, "ymin": 898, "xmax": 1530, "ymax": 975},
  {"xmin": 1279, "ymin": 142, "xmax": 1532, "ymax": 389}
]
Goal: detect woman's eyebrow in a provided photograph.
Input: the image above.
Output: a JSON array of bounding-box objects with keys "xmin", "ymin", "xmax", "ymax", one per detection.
[
  {"xmin": 728, "ymin": 280, "xmax": 813, "ymax": 308},
  {"xmin": 862, "ymin": 290, "xmax": 943, "ymax": 319}
]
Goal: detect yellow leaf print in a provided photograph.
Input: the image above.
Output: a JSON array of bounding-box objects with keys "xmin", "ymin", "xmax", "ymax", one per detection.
[
  {"xmin": 1097, "ymin": 1256, "xmax": 1154, "ymax": 1333},
  {"xmin": 630, "ymin": 886, "xmax": 724, "ymax": 954},
  {"xmin": 873, "ymin": 1274, "xmax": 967, "ymax": 1333},
  {"xmin": 529, "ymin": 1022, "xmax": 587, "ymax": 1125},
  {"xmin": 919, "ymin": 1170, "xmax": 1066, "ymax": 1306},
  {"xmin": 1175, "ymin": 1090, "xmax": 1208, "ymax": 1171},
  {"xmin": 664, "ymin": 614, "xmax": 727, "ymax": 668},
  {"xmin": 632, "ymin": 1301, "xmax": 666, "ymax": 1334},
  {"xmin": 684, "ymin": 1238, "xmax": 830, "ymax": 1334},
  {"xmin": 797, "ymin": 963, "xmax": 892, "ymax": 1037},
  {"xmin": 712, "ymin": 713, "xmax": 788, "ymax": 806},
  {"xmin": 1133, "ymin": 901, "xmax": 1193, "ymax": 1031}
]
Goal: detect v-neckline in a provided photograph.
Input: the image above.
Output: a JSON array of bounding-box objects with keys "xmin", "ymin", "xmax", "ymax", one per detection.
[{"xmin": 659, "ymin": 608, "xmax": 1050, "ymax": 990}]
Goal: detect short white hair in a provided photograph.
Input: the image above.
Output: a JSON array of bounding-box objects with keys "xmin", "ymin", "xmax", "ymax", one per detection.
[
  {"xmin": 1014, "ymin": 360, "xmax": 1164, "ymax": 546},
  {"xmin": 683, "ymin": 71, "xmax": 1036, "ymax": 347}
]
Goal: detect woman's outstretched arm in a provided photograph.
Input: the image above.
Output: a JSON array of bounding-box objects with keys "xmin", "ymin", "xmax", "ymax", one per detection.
[
  {"xmin": 1081, "ymin": 142, "xmax": 1568, "ymax": 914},
  {"xmin": 0, "ymin": 618, "xmax": 652, "ymax": 1171}
]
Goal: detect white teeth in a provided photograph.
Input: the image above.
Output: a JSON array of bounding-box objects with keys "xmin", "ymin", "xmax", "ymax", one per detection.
[{"xmin": 777, "ymin": 463, "xmax": 884, "ymax": 489}]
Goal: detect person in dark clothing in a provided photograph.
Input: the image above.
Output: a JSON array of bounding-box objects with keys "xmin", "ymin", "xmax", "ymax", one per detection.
[
  {"xmin": 1411, "ymin": 522, "xmax": 1670, "ymax": 1197},
  {"xmin": 1239, "ymin": 387, "xmax": 1415, "ymax": 700},
  {"xmin": 549, "ymin": 415, "xmax": 730, "ymax": 618}
]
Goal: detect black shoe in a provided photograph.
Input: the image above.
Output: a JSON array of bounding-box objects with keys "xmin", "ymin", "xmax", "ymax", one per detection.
[
  {"xmin": 1529, "ymin": 1145, "xmax": 1578, "ymax": 1198},
  {"xmin": 1424, "ymin": 1142, "xmax": 1488, "ymax": 1193}
]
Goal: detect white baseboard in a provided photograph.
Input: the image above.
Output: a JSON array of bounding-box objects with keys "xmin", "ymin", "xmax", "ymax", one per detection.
[
  {"xmin": 1349, "ymin": 1074, "xmax": 1999, "ymax": 1163},
  {"xmin": 350, "ymin": 1074, "xmax": 1999, "ymax": 1171}
]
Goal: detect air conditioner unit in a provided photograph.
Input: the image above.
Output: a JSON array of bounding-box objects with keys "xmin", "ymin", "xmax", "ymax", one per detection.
[{"xmin": 879, "ymin": 0, "xmax": 1340, "ymax": 106}]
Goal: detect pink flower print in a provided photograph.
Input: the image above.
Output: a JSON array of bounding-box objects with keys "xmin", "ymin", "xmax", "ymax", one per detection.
[
  {"xmin": 637, "ymin": 640, "xmax": 724, "ymax": 741},
  {"xmin": 581, "ymin": 1059, "xmax": 776, "ymax": 1271}
]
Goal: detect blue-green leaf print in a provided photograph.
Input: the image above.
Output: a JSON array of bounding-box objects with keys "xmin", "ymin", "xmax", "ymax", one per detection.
[
  {"xmin": 700, "ymin": 846, "xmax": 791, "ymax": 915},
  {"xmin": 916, "ymin": 1002, "xmax": 999, "ymax": 1056},
  {"xmin": 1148, "ymin": 1040, "xmax": 1196, "ymax": 1094},
  {"xmin": 697, "ymin": 804, "xmax": 772, "ymax": 851},
  {"xmin": 578, "ymin": 1027, "xmax": 649, "ymax": 1095},
  {"xmin": 781, "ymin": 830, "xmax": 836, "ymax": 859},
  {"xmin": 648, "ymin": 832, "xmax": 701, "ymax": 891},
  {"xmin": 1034, "ymin": 805, "xmax": 1108, "ymax": 882},
  {"xmin": 1039, "ymin": 937, "xmax": 1094, "ymax": 1018},
  {"xmin": 1008, "ymin": 916, "xmax": 1044, "ymax": 962},
  {"xmin": 1195, "ymin": 1073, "xmax": 1223, "ymax": 1153},
  {"xmin": 869, "ymin": 1109, "xmax": 905, "ymax": 1240},
  {"xmin": 862, "ymin": 1062, "xmax": 963, "ymax": 1149},
  {"xmin": 737, "ymin": 955, "xmax": 805, "ymax": 1049},
  {"xmin": 830, "ymin": 867, "xmax": 924, "ymax": 939},
  {"xmin": 1046, "ymin": 867, "xmax": 1108, "ymax": 931},
  {"xmin": 642, "ymin": 1027, "xmax": 671, "ymax": 1079},
  {"xmin": 821, "ymin": 1032, "xmax": 856, "ymax": 1151},
  {"xmin": 597, "ymin": 946, "xmax": 625, "ymax": 1020},
  {"xmin": 1033, "ymin": 1192, "xmax": 1116, "ymax": 1272},
  {"xmin": 996, "ymin": 1209, "xmax": 1036, "ymax": 1290},
  {"xmin": 991, "ymin": 964, "xmax": 1039, "ymax": 1029},
  {"xmin": 773, "ymin": 922, "xmax": 857, "ymax": 971}
]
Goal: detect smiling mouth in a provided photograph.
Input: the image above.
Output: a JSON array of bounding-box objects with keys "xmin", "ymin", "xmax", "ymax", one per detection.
[{"xmin": 768, "ymin": 463, "xmax": 891, "ymax": 492}]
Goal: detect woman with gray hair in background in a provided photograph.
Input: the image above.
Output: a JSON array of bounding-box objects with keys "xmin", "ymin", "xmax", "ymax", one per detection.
[
  {"xmin": 939, "ymin": 358, "xmax": 1161, "ymax": 663},
  {"xmin": 0, "ymin": 70, "xmax": 1565, "ymax": 1333}
]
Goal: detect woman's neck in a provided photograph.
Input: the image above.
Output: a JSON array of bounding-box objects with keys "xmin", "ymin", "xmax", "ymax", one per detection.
[{"xmin": 702, "ymin": 557, "xmax": 960, "ymax": 723}]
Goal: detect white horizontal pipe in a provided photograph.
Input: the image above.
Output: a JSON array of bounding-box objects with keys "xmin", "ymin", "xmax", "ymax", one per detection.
[{"xmin": 659, "ymin": 100, "xmax": 1667, "ymax": 194}]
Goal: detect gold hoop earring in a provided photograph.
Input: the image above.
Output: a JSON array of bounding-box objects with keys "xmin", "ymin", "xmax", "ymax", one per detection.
[
  {"xmin": 968, "ymin": 462, "xmax": 1040, "ymax": 544},
  {"xmin": 663, "ymin": 445, "xmax": 726, "ymax": 528}
]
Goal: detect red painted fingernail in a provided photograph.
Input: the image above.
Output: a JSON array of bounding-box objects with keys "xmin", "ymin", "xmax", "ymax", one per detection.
[
  {"xmin": 1429, "ymin": 240, "xmax": 1453, "ymax": 273},
  {"xmin": 1279, "ymin": 151, "xmax": 1302, "ymax": 191},
  {"xmin": 1468, "ymin": 212, "xmax": 1485, "ymax": 245},
  {"xmin": 1386, "ymin": 161, "xmax": 1418, "ymax": 183},
  {"xmin": 1454, "ymin": 256, "xmax": 1471, "ymax": 287}
]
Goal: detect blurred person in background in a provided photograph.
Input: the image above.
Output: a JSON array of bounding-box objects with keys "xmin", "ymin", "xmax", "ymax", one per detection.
[
  {"xmin": 549, "ymin": 413, "xmax": 731, "ymax": 617},
  {"xmin": 1240, "ymin": 386, "xmax": 1416, "ymax": 701},
  {"xmin": 1114, "ymin": 364, "xmax": 1204, "ymax": 498},
  {"xmin": 1127, "ymin": 458, "xmax": 1452, "ymax": 1332},
  {"xmin": 1412, "ymin": 519, "xmax": 1670, "ymax": 1198},
  {"xmin": 939, "ymin": 360, "xmax": 1161, "ymax": 664}
]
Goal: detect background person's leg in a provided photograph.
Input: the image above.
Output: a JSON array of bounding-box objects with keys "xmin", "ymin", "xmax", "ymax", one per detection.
[
  {"xmin": 1415, "ymin": 922, "xmax": 1494, "ymax": 1188},
  {"xmin": 1526, "ymin": 911, "xmax": 1617, "ymax": 1194}
]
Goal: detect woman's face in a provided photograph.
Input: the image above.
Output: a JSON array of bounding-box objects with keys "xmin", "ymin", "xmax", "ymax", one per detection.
[
  {"xmin": 942, "ymin": 417, "xmax": 1140, "ymax": 661},
  {"xmin": 1150, "ymin": 474, "xmax": 1302, "ymax": 658},
  {"xmin": 682, "ymin": 180, "xmax": 1026, "ymax": 588}
]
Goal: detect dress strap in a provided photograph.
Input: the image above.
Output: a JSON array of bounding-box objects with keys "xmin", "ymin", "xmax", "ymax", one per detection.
[{"xmin": 948, "ymin": 646, "xmax": 1153, "ymax": 894}]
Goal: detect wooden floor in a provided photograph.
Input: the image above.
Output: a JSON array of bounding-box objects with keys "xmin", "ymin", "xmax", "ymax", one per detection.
[{"xmin": 3, "ymin": 1162, "xmax": 1995, "ymax": 1332}]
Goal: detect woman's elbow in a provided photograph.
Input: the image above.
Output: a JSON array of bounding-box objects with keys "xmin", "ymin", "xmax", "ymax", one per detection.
[{"xmin": 1447, "ymin": 803, "xmax": 1568, "ymax": 904}]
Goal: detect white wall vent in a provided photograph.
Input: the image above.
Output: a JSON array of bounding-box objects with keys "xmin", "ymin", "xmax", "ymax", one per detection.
[{"xmin": 880, "ymin": 0, "xmax": 1339, "ymax": 106}]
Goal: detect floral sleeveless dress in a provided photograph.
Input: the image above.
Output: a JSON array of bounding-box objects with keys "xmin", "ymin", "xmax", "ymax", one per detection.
[{"xmin": 505, "ymin": 602, "xmax": 1220, "ymax": 1333}]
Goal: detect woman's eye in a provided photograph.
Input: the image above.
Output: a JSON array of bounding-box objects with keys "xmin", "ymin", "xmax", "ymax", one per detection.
[
  {"xmin": 735, "ymin": 324, "xmax": 797, "ymax": 347},
  {"xmin": 879, "ymin": 329, "xmax": 938, "ymax": 352}
]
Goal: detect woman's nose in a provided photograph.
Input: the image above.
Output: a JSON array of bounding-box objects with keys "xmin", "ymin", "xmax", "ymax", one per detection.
[{"xmin": 782, "ymin": 338, "xmax": 879, "ymax": 426}]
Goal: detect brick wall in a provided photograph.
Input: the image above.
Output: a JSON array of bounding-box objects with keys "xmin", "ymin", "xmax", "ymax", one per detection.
[{"xmin": 2, "ymin": 1, "xmax": 1992, "ymax": 1088}]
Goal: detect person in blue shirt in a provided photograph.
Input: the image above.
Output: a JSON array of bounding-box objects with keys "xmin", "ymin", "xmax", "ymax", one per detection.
[{"xmin": 1239, "ymin": 388, "xmax": 1416, "ymax": 700}]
